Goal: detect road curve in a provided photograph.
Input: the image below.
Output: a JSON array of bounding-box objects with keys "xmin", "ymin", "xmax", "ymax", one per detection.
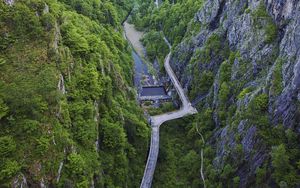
[
  {"xmin": 150, "ymin": 53, "xmax": 197, "ymax": 127},
  {"xmin": 123, "ymin": 17, "xmax": 196, "ymax": 188},
  {"xmin": 140, "ymin": 39, "xmax": 197, "ymax": 188}
]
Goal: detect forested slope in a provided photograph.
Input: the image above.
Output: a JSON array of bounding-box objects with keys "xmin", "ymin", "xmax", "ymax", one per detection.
[{"xmin": 0, "ymin": 0, "xmax": 149, "ymax": 187}]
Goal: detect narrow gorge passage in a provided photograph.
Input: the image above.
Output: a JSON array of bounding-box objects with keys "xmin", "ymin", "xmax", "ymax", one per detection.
[
  {"xmin": 140, "ymin": 48, "xmax": 197, "ymax": 188},
  {"xmin": 123, "ymin": 10, "xmax": 197, "ymax": 188},
  {"xmin": 2, "ymin": 0, "xmax": 299, "ymax": 187}
]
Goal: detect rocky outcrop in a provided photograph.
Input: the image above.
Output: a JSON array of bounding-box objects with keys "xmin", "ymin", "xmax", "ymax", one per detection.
[
  {"xmin": 169, "ymin": 0, "xmax": 300, "ymax": 186},
  {"xmin": 13, "ymin": 173, "xmax": 28, "ymax": 188},
  {"xmin": 4, "ymin": 0, "xmax": 14, "ymax": 6},
  {"xmin": 265, "ymin": 0, "xmax": 296, "ymax": 24},
  {"xmin": 57, "ymin": 74, "xmax": 66, "ymax": 94},
  {"xmin": 272, "ymin": 1, "xmax": 300, "ymax": 130}
]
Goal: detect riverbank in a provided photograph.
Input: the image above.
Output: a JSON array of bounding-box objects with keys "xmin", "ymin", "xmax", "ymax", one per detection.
[
  {"xmin": 124, "ymin": 21, "xmax": 145, "ymax": 58},
  {"xmin": 124, "ymin": 20, "xmax": 160, "ymax": 86}
]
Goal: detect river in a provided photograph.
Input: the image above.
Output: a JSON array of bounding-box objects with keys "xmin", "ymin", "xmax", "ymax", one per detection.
[
  {"xmin": 124, "ymin": 16, "xmax": 198, "ymax": 188},
  {"xmin": 124, "ymin": 21, "xmax": 156, "ymax": 89}
]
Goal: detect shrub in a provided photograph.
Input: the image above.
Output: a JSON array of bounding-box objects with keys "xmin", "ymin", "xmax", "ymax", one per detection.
[
  {"xmin": 245, "ymin": 8, "xmax": 251, "ymax": 14},
  {"xmin": 190, "ymin": 70, "xmax": 214, "ymax": 98},
  {"xmin": 0, "ymin": 160, "xmax": 20, "ymax": 182},
  {"xmin": 233, "ymin": 176, "xmax": 240, "ymax": 188},
  {"xmin": 252, "ymin": 2, "xmax": 277, "ymax": 43},
  {"xmin": 218, "ymin": 110, "xmax": 227, "ymax": 126},
  {"xmin": 252, "ymin": 2, "xmax": 269, "ymax": 21},
  {"xmin": 0, "ymin": 98, "xmax": 8, "ymax": 119},
  {"xmin": 228, "ymin": 51, "xmax": 236, "ymax": 64},
  {"xmin": 271, "ymin": 58, "xmax": 284, "ymax": 96},
  {"xmin": 265, "ymin": 22, "xmax": 277, "ymax": 43},
  {"xmin": 66, "ymin": 153, "xmax": 86, "ymax": 177},
  {"xmin": 221, "ymin": 164, "xmax": 234, "ymax": 180},
  {"xmin": 41, "ymin": 13, "xmax": 56, "ymax": 31},
  {"xmin": 144, "ymin": 101, "xmax": 152, "ymax": 106},
  {"xmin": 0, "ymin": 136, "xmax": 16, "ymax": 158},
  {"xmin": 219, "ymin": 61, "xmax": 232, "ymax": 83},
  {"xmin": 271, "ymin": 144, "xmax": 299, "ymax": 187},
  {"xmin": 219, "ymin": 82, "xmax": 230, "ymax": 104},
  {"xmin": 252, "ymin": 93, "xmax": 268, "ymax": 112},
  {"xmin": 13, "ymin": 4, "xmax": 43, "ymax": 38},
  {"xmin": 255, "ymin": 167, "xmax": 267, "ymax": 186},
  {"xmin": 237, "ymin": 87, "xmax": 253, "ymax": 99},
  {"xmin": 243, "ymin": 93, "xmax": 270, "ymax": 127}
]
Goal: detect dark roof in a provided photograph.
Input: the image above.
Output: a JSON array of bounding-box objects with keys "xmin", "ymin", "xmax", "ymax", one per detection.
[{"xmin": 140, "ymin": 86, "xmax": 167, "ymax": 96}]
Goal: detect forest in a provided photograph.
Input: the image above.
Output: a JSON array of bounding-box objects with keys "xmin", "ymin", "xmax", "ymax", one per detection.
[
  {"xmin": 0, "ymin": 0, "xmax": 149, "ymax": 187},
  {"xmin": 0, "ymin": 0, "xmax": 299, "ymax": 187}
]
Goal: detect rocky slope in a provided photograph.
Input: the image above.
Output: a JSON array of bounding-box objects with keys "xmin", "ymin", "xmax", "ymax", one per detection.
[{"xmin": 170, "ymin": 0, "xmax": 300, "ymax": 186}]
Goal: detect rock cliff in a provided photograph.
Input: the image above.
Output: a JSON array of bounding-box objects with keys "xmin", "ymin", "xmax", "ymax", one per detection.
[{"xmin": 170, "ymin": 0, "xmax": 300, "ymax": 186}]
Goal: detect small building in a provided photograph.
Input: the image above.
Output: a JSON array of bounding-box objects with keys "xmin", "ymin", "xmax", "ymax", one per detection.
[{"xmin": 139, "ymin": 86, "xmax": 172, "ymax": 102}]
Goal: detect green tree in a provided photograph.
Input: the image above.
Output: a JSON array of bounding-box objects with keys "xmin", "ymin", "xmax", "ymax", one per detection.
[
  {"xmin": 13, "ymin": 3, "xmax": 43, "ymax": 38},
  {"xmin": 233, "ymin": 176, "xmax": 240, "ymax": 188},
  {"xmin": 180, "ymin": 150, "xmax": 200, "ymax": 179},
  {"xmin": 0, "ymin": 136, "xmax": 16, "ymax": 158},
  {"xmin": 66, "ymin": 153, "xmax": 86, "ymax": 178},
  {"xmin": 0, "ymin": 98, "xmax": 8, "ymax": 119},
  {"xmin": 221, "ymin": 164, "xmax": 234, "ymax": 186},
  {"xmin": 271, "ymin": 144, "xmax": 299, "ymax": 186},
  {"xmin": 101, "ymin": 119, "xmax": 126, "ymax": 150},
  {"xmin": 255, "ymin": 166, "xmax": 267, "ymax": 186},
  {"xmin": 0, "ymin": 160, "xmax": 20, "ymax": 182},
  {"xmin": 219, "ymin": 82, "xmax": 230, "ymax": 104},
  {"xmin": 219, "ymin": 61, "xmax": 232, "ymax": 83},
  {"xmin": 221, "ymin": 164, "xmax": 234, "ymax": 179}
]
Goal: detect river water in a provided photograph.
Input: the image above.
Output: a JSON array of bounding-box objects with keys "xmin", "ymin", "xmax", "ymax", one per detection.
[
  {"xmin": 124, "ymin": 21, "xmax": 156, "ymax": 90},
  {"xmin": 132, "ymin": 50, "xmax": 154, "ymax": 88}
]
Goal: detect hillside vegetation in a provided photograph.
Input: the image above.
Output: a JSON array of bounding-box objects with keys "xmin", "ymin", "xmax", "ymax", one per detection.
[{"xmin": 0, "ymin": 0, "xmax": 149, "ymax": 187}]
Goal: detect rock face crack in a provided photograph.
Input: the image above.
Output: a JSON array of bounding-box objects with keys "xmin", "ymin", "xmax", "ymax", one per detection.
[{"xmin": 209, "ymin": 0, "xmax": 226, "ymax": 30}]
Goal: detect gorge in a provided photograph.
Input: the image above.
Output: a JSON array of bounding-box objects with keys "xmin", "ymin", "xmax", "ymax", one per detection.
[{"xmin": 0, "ymin": 0, "xmax": 299, "ymax": 188}]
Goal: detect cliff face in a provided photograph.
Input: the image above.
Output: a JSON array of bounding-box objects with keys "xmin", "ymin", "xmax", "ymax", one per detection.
[
  {"xmin": 0, "ymin": 1, "xmax": 149, "ymax": 187},
  {"xmin": 170, "ymin": 0, "xmax": 300, "ymax": 186}
]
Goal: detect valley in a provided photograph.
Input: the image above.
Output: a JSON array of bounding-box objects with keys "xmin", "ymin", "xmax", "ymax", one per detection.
[{"xmin": 0, "ymin": 0, "xmax": 299, "ymax": 187}]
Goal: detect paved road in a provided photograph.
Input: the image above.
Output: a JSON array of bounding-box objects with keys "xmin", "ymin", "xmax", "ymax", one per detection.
[
  {"xmin": 140, "ymin": 126, "xmax": 159, "ymax": 188},
  {"xmin": 140, "ymin": 39, "xmax": 197, "ymax": 188},
  {"xmin": 150, "ymin": 53, "xmax": 197, "ymax": 127},
  {"xmin": 123, "ymin": 15, "xmax": 197, "ymax": 186}
]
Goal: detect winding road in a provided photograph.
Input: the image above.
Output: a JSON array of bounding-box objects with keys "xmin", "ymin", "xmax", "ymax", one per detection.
[
  {"xmin": 140, "ymin": 38, "xmax": 197, "ymax": 188},
  {"xmin": 123, "ymin": 16, "xmax": 197, "ymax": 188}
]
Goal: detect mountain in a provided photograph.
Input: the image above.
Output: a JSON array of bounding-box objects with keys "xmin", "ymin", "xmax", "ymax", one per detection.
[
  {"xmin": 0, "ymin": 0, "xmax": 149, "ymax": 187},
  {"xmin": 132, "ymin": 0, "xmax": 300, "ymax": 187},
  {"xmin": 0, "ymin": 0, "xmax": 299, "ymax": 187}
]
